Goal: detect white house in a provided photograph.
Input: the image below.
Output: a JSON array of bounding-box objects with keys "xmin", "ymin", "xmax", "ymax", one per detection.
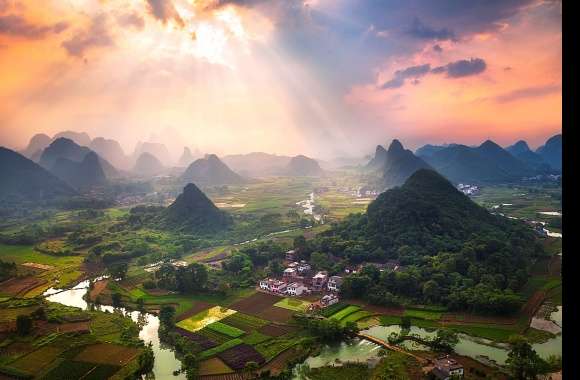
[
  {"xmin": 312, "ymin": 271, "xmax": 328, "ymax": 291},
  {"xmin": 259, "ymin": 278, "xmax": 272, "ymax": 291},
  {"xmin": 431, "ymin": 356, "xmax": 464, "ymax": 380},
  {"xmin": 286, "ymin": 282, "xmax": 308, "ymax": 296},
  {"xmin": 270, "ymin": 280, "xmax": 288, "ymax": 294},
  {"xmin": 327, "ymin": 276, "xmax": 343, "ymax": 292},
  {"xmin": 320, "ymin": 294, "xmax": 339, "ymax": 307},
  {"xmin": 283, "ymin": 268, "xmax": 297, "ymax": 278}
]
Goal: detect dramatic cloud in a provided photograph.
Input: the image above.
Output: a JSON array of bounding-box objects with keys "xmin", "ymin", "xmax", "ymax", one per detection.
[
  {"xmin": 381, "ymin": 58, "xmax": 486, "ymax": 89},
  {"xmin": 0, "ymin": 15, "xmax": 68, "ymax": 39},
  {"xmin": 407, "ymin": 17, "xmax": 456, "ymax": 41},
  {"xmin": 145, "ymin": 0, "xmax": 184, "ymax": 27},
  {"xmin": 495, "ymin": 84, "xmax": 560, "ymax": 103},
  {"xmin": 433, "ymin": 44, "xmax": 443, "ymax": 53},
  {"xmin": 116, "ymin": 12, "xmax": 145, "ymax": 30},
  {"xmin": 61, "ymin": 15, "xmax": 114, "ymax": 57},
  {"xmin": 432, "ymin": 58, "xmax": 487, "ymax": 78},
  {"xmin": 381, "ymin": 64, "xmax": 431, "ymax": 89}
]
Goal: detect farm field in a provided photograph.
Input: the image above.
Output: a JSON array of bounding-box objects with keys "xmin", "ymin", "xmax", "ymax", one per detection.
[
  {"xmin": 274, "ymin": 297, "xmax": 311, "ymax": 312},
  {"xmin": 176, "ymin": 306, "xmax": 237, "ymax": 333}
]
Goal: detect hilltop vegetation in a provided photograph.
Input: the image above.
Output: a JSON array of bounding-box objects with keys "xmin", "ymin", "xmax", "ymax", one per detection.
[{"xmin": 306, "ymin": 170, "xmax": 545, "ymax": 314}]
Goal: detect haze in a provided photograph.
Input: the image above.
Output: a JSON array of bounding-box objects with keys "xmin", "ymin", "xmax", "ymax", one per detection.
[{"xmin": 0, "ymin": 0, "xmax": 561, "ymax": 158}]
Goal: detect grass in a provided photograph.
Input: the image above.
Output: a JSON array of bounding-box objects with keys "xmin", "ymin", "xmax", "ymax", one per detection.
[
  {"xmin": 199, "ymin": 357, "xmax": 234, "ymax": 376},
  {"xmin": 241, "ymin": 331, "xmax": 271, "ymax": 345},
  {"xmin": 206, "ymin": 321, "xmax": 245, "ymax": 338},
  {"xmin": 254, "ymin": 334, "xmax": 304, "ymax": 361},
  {"xmin": 176, "ymin": 306, "xmax": 237, "ymax": 333},
  {"xmin": 221, "ymin": 312, "xmax": 269, "ymax": 331},
  {"xmin": 329, "ymin": 305, "xmax": 361, "ymax": 320},
  {"xmin": 6, "ymin": 346, "xmax": 63, "ymax": 375},
  {"xmin": 198, "ymin": 339, "xmax": 244, "ymax": 360},
  {"xmin": 305, "ymin": 363, "xmax": 371, "ymax": 380},
  {"xmin": 341, "ymin": 310, "xmax": 375, "ymax": 324},
  {"xmin": 42, "ymin": 360, "xmax": 120, "ymax": 380},
  {"xmin": 274, "ymin": 297, "xmax": 311, "ymax": 312},
  {"xmin": 403, "ymin": 308, "xmax": 443, "ymax": 321}
]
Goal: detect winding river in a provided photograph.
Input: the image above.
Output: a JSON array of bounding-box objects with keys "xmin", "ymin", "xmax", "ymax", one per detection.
[{"xmin": 43, "ymin": 280, "xmax": 185, "ymax": 379}]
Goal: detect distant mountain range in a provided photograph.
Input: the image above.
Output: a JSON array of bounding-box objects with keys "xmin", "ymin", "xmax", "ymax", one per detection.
[
  {"xmin": 38, "ymin": 138, "xmax": 119, "ymax": 188},
  {"xmin": 0, "ymin": 147, "xmax": 76, "ymax": 202},
  {"xmin": 414, "ymin": 134, "xmax": 561, "ymax": 184},
  {"xmin": 222, "ymin": 152, "xmax": 293, "ymax": 177},
  {"xmin": 366, "ymin": 140, "xmax": 431, "ymax": 189},
  {"xmin": 133, "ymin": 152, "xmax": 165, "ymax": 177},
  {"xmin": 181, "ymin": 154, "xmax": 246, "ymax": 186},
  {"xmin": 283, "ymin": 155, "xmax": 324, "ymax": 177}
]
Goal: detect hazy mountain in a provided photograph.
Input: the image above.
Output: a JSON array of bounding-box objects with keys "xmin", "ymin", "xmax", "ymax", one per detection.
[
  {"xmin": 366, "ymin": 145, "xmax": 388, "ymax": 169},
  {"xmin": 0, "ymin": 147, "xmax": 76, "ymax": 201},
  {"xmin": 163, "ymin": 183, "xmax": 231, "ymax": 233},
  {"xmin": 39, "ymin": 138, "xmax": 119, "ymax": 179},
  {"xmin": 52, "ymin": 131, "xmax": 92, "ymax": 147},
  {"xmin": 133, "ymin": 152, "xmax": 165, "ymax": 177},
  {"xmin": 379, "ymin": 140, "xmax": 432, "ymax": 189},
  {"xmin": 51, "ymin": 152, "xmax": 107, "ymax": 189},
  {"xmin": 506, "ymin": 140, "xmax": 550, "ymax": 172},
  {"xmin": 90, "ymin": 137, "xmax": 129, "ymax": 170},
  {"xmin": 536, "ymin": 134, "xmax": 562, "ymax": 171},
  {"xmin": 178, "ymin": 147, "xmax": 195, "ymax": 167},
  {"xmin": 421, "ymin": 140, "xmax": 534, "ymax": 184},
  {"xmin": 222, "ymin": 152, "xmax": 292, "ymax": 177},
  {"xmin": 181, "ymin": 154, "xmax": 245, "ymax": 186},
  {"xmin": 21, "ymin": 133, "xmax": 51, "ymax": 158},
  {"xmin": 133, "ymin": 142, "xmax": 172, "ymax": 166},
  {"xmin": 283, "ymin": 155, "xmax": 324, "ymax": 176},
  {"xmin": 414, "ymin": 144, "xmax": 459, "ymax": 157}
]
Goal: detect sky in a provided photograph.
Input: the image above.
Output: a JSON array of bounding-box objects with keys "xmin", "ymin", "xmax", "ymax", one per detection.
[{"xmin": 0, "ymin": 0, "xmax": 561, "ymax": 159}]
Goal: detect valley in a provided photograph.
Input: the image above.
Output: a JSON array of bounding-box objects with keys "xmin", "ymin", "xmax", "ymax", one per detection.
[{"xmin": 0, "ymin": 163, "xmax": 562, "ymax": 379}]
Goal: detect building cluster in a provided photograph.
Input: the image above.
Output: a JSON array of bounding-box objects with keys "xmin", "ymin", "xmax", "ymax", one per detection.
[
  {"xmin": 259, "ymin": 254, "xmax": 343, "ymax": 308},
  {"xmin": 456, "ymin": 183, "xmax": 480, "ymax": 196},
  {"xmin": 430, "ymin": 355, "xmax": 464, "ymax": 380}
]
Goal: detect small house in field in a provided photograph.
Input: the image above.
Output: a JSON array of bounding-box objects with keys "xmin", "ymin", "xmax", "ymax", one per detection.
[
  {"xmin": 320, "ymin": 294, "xmax": 339, "ymax": 307},
  {"xmin": 312, "ymin": 271, "xmax": 328, "ymax": 291},
  {"xmin": 431, "ymin": 355, "xmax": 464, "ymax": 380},
  {"xmin": 286, "ymin": 282, "xmax": 308, "ymax": 296},
  {"xmin": 259, "ymin": 278, "xmax": 272, "ymax": 291},
  {"xmin": 327, "ymin": 276, "xmax": 343, "ymax": 292}
]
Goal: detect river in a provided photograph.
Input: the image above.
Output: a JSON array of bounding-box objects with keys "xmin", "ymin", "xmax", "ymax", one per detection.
[{"xmin": 43, "ymin": 279, "xmax": 185, "ymax": 379}]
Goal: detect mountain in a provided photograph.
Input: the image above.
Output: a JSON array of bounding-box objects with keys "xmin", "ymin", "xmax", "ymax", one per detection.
[
  {"xmin": 181, "ymin": 154, "xmax": 245, "ymax": 186},
  {"xmin": 133, "ymin": 142, "xmax": 172, "ymax": 166},
  {"xmin": 506, "ymin": 140, "xmax": 550, "ymax": 172},
  {"xmin": 323, "ymin": 169, "xmax": 540, "ymax": 314},
  {"xmin": 536, "ymin": 134, "xmax": 562, "ymax": 171},
  {"xmin": 89, "ymin": 137, "xmax": 129, "ymax": 170},
  {"xmin": 133, "ymin": 152, "xmax": 165, "ymax": 177},
  {"xmin": 178, "ymin": 147, "xmax": 195, "ymax": 167},
  {"xmin": 414, "ymin": 144, "xmax": 459, "ymax": 158},
  {"xmin": 421, "ymin": 140, "xmax": 534, "ymax": 184},
  {"xmin": 379, "ymin": 140, "xmax": 432, "ymax": 189},
  {"xmin": 0, "ymin": 147, "xmax": 76, "ymax": 202},
  {"xmin": 39, "ymin": 138, "xmax": 119, "ymax": 180},
  {"xmin": 52, "ymin": 131, "xmax": 92, "ymax": 147},
  {"xmin": 21, "ymin": 133, "xmax": 51, "ymax": 158},
  {"xmin": 366, "ymin": 145, "xmax": 388, "ymax": 169},
  {"xmin": 163, "ymin": 183, "xmax": 231, "ymax": 232},
  {"xmin": 51, "ymin": 152, "xmax": 107, "ymax": 189},
  {"xmin": 222, "ymin": 152, "xmax": 293, "ymax": 177},
  {"xmin": 284, "ymin": 155, "xmax": 324, "ymax": 176}
]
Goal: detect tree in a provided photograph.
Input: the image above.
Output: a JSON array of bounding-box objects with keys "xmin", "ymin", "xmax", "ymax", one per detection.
[
  {"xmin": 181, "ymin": 353, "xmax": 199, "ymax": 380},
  {"xmin": 136, "ymin": 343, "xmax": 155, "ymax": 377},
  {"xmin": 111, "ymin": 292, "xmax": 122, "ymax": 307},
  {"xmin": 159, "ymin": 305, "xmax": 176, "ymax": 328},
  {"xmin": 310, "ymin": 252, "xmax": 331, "ymax": 271},
  {"xmin": 16, "ymin": 315, "xmax": 33, "ymax": 336},
  {"xmin": 506, "ymin": 336, "xmax": 545, "ymax": 380},
  {"xmin": 108, "ymin": 262, "xmax": 128, "ymax": 280},
  {"xmin": 243, "ymin": 361, "xmax": 259, "ymax": 379},
  {"xmin": 431, "ymin": 330, "xmax": 459, "ymax": 352},
  {"xmin": 400, "ymin": 316, "xmax": 412, "ymax": 330},
  {"xmin": 136, "ymin": 297, "xmax": 145, "ymax": 311}
]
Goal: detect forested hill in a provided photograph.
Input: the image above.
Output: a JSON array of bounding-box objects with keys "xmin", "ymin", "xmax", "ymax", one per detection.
[{"xmin": 310, "ymin": 169, "xmax": 545, "ymax": 315}]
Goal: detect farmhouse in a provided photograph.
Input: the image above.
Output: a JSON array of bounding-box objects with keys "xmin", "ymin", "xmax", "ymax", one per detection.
[
  {"xmin": 283, "ymin": 268, "xmax": 298, "ymax": 278},
  {"xmin": 259, "ymin": 278, "xmax": 273, "ymax": 291},
  {"xmin": 270, "ymin": 280, "xmax": 288, "ymax": 294},
  {"xmin": 311, "ymin": 271, "xmax": 328, "ymax": 291},
  {"xmin": 327, "ymin": 276, "xmax": 343, "ymax": 292},
  {"xmin": 431, "ymin": 355, "xmax": 464, "ymax": 380},
  {"xmin": 286, "ymin": 282, "xmax": 308, "ymax": 296},
  {"xmin": 285, "ymin": 250, "xmax": 296, "ymax": 261},
  {"xmin": 320, "ymin": 294, "xmax": 339, "ymax": 307}
]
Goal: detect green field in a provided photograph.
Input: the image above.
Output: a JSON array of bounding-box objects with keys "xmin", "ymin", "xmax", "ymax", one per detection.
[
  {"xmin": 176, "ymin": 306, "xmax": 237, "ymax": 332},
  {"xmin": 274, "ymin": 297, "xmax": 311, "ymax": 312},
  {"xmin": 329, "ymin": 305, "xmax": 361, "ymax": 320},
  {"xmin": 206, "ymin": 321, "xmax": 245, "ymax": 338}
]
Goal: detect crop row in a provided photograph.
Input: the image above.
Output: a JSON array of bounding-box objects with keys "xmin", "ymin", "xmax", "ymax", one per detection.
[{"xmin": 206, "ymin": 321, "xmax": 245, "ymax": 338}]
